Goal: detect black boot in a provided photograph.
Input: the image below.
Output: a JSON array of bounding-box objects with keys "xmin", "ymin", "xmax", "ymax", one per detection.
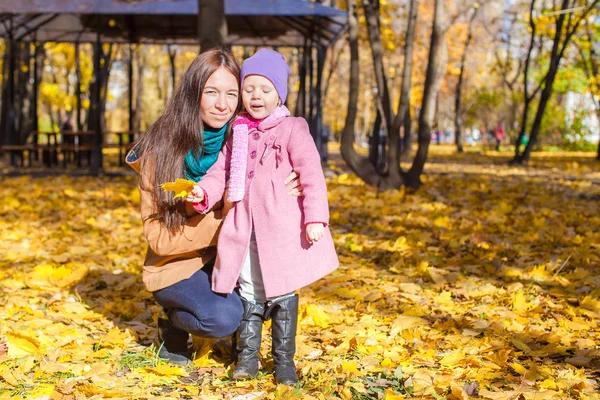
[
  {"xmin": 156, "ymin": 317, "xmax": 191, "ymax": 366},
  {"xmin": 232, "ymin": 300, "xmax": 265, "ymax": 380},
  {"xmin": 265, "ymin": 295, "xmax": 299, "ymax": 385}
]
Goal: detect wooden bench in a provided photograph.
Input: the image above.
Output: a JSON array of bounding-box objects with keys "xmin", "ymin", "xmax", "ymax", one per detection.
[
  {"xmin": 57, "ymin": 144, "xmax": 94, "ymax": 168},
  {"xmin": 0, "ymin": 144, "xmax": 37, "ymax": 166}
]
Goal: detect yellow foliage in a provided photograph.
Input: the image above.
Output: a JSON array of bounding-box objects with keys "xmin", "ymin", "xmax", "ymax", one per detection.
[
  {"xmin": 160, "ymin": 179, "xmax": 196, "ymax": 199},
  {"xmin": 1, "ymin": 149, "xmax": 600, "ymax": 398}
]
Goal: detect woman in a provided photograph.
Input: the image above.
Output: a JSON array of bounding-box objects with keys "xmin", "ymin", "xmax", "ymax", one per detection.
[{"xmin": 126, "ymin": 48, "xmax": 302, "ymax": 366}]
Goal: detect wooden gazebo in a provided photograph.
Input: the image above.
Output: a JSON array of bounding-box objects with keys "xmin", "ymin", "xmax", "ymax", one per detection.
[{"xmin": 0, "ymin": 0, "xmax": 346, "ymax": 172}]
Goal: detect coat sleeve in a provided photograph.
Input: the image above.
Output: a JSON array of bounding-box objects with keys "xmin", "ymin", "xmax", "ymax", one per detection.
[
  {"xmin": 286, "ymin": 118, "xmax": 330, "ymax": 225},
  {"xmin": 139, "ymin": 164, "xmax": 223, "ymax": 257},
  {"xmin": 193, "ymin": 142, "xmax": 232, "ymax": 214}
]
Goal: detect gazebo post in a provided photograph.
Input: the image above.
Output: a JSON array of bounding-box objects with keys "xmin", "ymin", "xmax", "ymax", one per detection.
[
  {"xmin": 90, "ymin": 30, "xmax": 103, "ymax": 175},
  {"xmin": 315, "ymin": 43, "xmax": 326, "ymax": 160},
  {"xmin": 295, "ymin": 43, "xmax": 307, "ymax": 118},
  {"xmin": 128, "ymin": 44, "xmax": 134, "ymax": 141},
  {"xmin": 7, "ymin": 25, "xmax": 16, "ymax": 148},
  {"xmin": 168, "ymin": 45, "xmax": 177, "ymax": 100},
  {"xmin": 75, "ymin": 41, "xmax": 82, "ymax": 131},
  {"xmin": 308, "ymin": 42, "xmax": 315, "ymax": 132},
  {"xmin": 31, "ymin": 40, "xmax": 40, "ymax": 160}
]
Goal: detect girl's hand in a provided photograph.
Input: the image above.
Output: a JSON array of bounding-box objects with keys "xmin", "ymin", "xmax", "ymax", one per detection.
[
  {"xmin": 285, "ymin": 171, "xmax": 304, "ymax": 196},
  {"xmin": 186, "ymin": 186, "xmax": 205, "ymax": 203},
  {"xmin": 306, "ymin": 223, "xmax": 324, "ymax": 244}
]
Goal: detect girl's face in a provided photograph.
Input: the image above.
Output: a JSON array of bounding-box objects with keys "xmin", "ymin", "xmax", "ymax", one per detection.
[
  {"xmin": 200, "ymin": 67, "xmax": 239, "ymax": 129},
  {"xmin": 242, "ymin": 75, "xmax": 280, "ymax": 120}
]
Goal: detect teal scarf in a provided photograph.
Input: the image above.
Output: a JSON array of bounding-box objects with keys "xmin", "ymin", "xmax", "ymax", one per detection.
[{"xmin": 184, "ymin": 124, "xmax": 227, "ymax": 182}]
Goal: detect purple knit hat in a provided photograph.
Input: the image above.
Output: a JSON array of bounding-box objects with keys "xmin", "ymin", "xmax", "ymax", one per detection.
[{"xmin": 241, "ymin": 49, "xmax": 291, "ymax": 103}]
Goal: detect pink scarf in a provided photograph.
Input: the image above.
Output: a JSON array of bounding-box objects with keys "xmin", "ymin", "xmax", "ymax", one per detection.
[{"xmin": 228, "ymin": 105, "xmax": 291, "ymax": 202}]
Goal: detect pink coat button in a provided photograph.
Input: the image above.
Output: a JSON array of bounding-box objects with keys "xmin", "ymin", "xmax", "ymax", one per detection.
[
  {"xmin": 248, "ymin": 171, "xmax": 254, "ymax": 179},
  {"xmin": 252, "ymin": 132, "xmax": 260, "ymax": 140},
  {"xmin": 251, "ymin": 151, "xmax": 257, "ymax": 159}
]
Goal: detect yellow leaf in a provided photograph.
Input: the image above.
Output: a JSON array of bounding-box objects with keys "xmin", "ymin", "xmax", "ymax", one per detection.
[
  {"xmin": 6, "ymin": 334, "xmax": 41, "ymax": 357},
  {"xmin": 101, "ymin": 328, "xmax": 130, "ymax": 349},
  {"xmin": 160, "ymin": 179, "xmax": 196, "ymax": 199},
  {"xmin": 1, "ymin": 371, "xmax": 20, "ymax": 387},
  {"xmin": 341, "ymin": 361, "xmax": 359, "ymax": 375},
  {"xmin": 381, "ymin": 358, "xmax": 393, "ymax": 367},
  {"xmin": 88, "ymin": 349, "xmax": 111, "ymax": 359},
  {"xmin": 389, "ymin": 316, "xmax": 426, "ymax": 336},
  {"xmin": 439, "ymin": 351, "xmax": 465, "ymax": 367},
  {"xmin": 512, "ymin": 290, "xmax": 537, "ymax": 314},
  {"xmin": 433, "ymin": 216, "xmax": 452, "ymax": 229},
  {"xmin": 509, "ymin": 361, "xmax": 528, "ymax": 375},
  {"xmin": 383, "ymin": 389, "xmax": 405, "ymax": 399},
  {"xmin": 334, "ymin": 287, "xmax": 363, "ymax": 300},
  {"xmin": 433, "ymin": 291, "xmax": 453, "ymax": 305},
  {"xmin": 147, "ymin": 364, "xmax": 188, "ymax": 377},
  {"xmin": 24, "ymin": 263, "xmax": 88, "ymax": 289},
  {"xmin": 510, "ymin": 337, "xmax": 531, "ymax": 352},
  {"xmin": 304, "ymin": 304, "xmax": 330, "ymax": 328},
  {"xmin": 580, "ymin": 295, "xmax": 600, "ymax": 313}
]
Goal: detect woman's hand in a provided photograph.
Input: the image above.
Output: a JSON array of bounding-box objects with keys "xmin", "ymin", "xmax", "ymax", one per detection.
[
  {"xmin": 186, "ymin": 186, "xmax": 205, "ymax": 203},
  {"xmin": 306, "ymin": 223, "xmax": 324, "ymax": 244},
  {"xmin": 285, "ymin": 171, "xmax": 304, "ymax": 196}
]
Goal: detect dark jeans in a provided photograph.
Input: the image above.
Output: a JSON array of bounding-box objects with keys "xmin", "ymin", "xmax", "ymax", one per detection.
[{"xmin": 153, "ymin": 265, "xmax": 243, "ymax": 338}]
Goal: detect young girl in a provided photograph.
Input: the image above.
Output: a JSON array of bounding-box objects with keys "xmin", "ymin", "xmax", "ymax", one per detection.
[{"xmin": 186, "ymin": 49, "xmax": 339, "ymax": 384}]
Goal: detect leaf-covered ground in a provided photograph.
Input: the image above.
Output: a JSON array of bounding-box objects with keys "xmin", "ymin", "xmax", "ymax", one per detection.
[{"xmin": 1, "ymin": 147, "xmax": 599, "ymax": 400}]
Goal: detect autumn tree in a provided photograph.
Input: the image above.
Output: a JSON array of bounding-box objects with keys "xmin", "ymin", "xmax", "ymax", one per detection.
[
  {"xmin": 454, "ymin": 4, "xmax": 480, "ymax": 153},
  {"xmin": 341, "ymin": 0, "xmax": 449, "ymax": 190},
  {"xmin": 512, "ymin": 0, "xmax": 600, "ymax": 164},
  {"xmin": 573, "ymin": 16, "xmax": 600, "ymax": 160}
]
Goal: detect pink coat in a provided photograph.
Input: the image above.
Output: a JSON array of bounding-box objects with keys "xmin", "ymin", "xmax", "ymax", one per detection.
[{"xmin": 196, "ymin": 114, "xmax": 339, "ymax": 298}]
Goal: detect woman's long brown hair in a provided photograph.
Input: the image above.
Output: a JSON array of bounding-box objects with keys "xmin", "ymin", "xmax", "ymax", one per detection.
[{"xmin": 136, "ymin": 48, "xmax": 240, "ymax": 232}]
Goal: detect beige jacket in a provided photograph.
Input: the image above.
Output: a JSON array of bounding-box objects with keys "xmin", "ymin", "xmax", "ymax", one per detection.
[{"xmin": 127, "ymin": 151, "xmax": 231, "ymax": 292}]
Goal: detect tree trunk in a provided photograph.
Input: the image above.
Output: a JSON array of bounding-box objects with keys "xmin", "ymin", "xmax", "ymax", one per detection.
[
  {"xmin": 405, "ymin": 0, "xmax": 443, "ymax": 189},
  {"xmin": 368, "ymin": 111, "xmax": 382, "ymax": 170},
  {"xmin": 397, "ymin": 0, "xmax": 419, "ymax": 159},
  {"xmin": 512, "ymin": 0, "xmax": 537, "ymax": 164},
  {"xmin": 322, "ymin": 43, "xmax": 344, "ymax": 102},
  {"xmin": 597, "ymin": 110, "xmax": 600, "ymax": 160},
  {"xmin": 454, "ymin": 6, "xmax": 478, "ymax": 153},
  {"xmin": 361, "ymin": 0, "xmax": 392, "ymax": 125},
  {"xmin": 362, "ymin": 0, "xmax": 406, "ymax": 190},
  {"xmin": 340, "ymin": 0, "xmax": 381, "ymax": 186},
  {"xmin": 199, "ymin": 0, "xmax": 228, "ymax": 52}
]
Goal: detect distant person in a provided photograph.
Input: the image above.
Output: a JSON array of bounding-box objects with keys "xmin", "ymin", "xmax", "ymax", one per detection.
[
  {"xmin": 494, "ymin": 123, "xmax": 505, "ymax": 151},
  {"xmin": 61, "ymin": 117, "xmax": 73, "ymax": 132},
  {"xmin": 61, "ymin": 117, "xmax": 75, "ymax": 147}
]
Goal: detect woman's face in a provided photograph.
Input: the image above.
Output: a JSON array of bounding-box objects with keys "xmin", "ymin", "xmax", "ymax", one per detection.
[{"xmin": 200, "ymin": 67, "xmax": 239, "ymax": 129}]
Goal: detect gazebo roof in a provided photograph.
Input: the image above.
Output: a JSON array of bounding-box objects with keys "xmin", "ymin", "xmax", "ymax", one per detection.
[{"xmin": 0, "ymin": 0, "xmax": 347, "ymax": 47}]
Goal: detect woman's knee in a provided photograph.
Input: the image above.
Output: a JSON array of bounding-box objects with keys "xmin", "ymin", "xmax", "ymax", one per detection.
[
  {"xmin": 183, "ymin": 295, "xmax": 243, "ymax": 338},
  {"xmin": 204, "ymin": 297, "xmax": 244, "ymax": 337}
]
